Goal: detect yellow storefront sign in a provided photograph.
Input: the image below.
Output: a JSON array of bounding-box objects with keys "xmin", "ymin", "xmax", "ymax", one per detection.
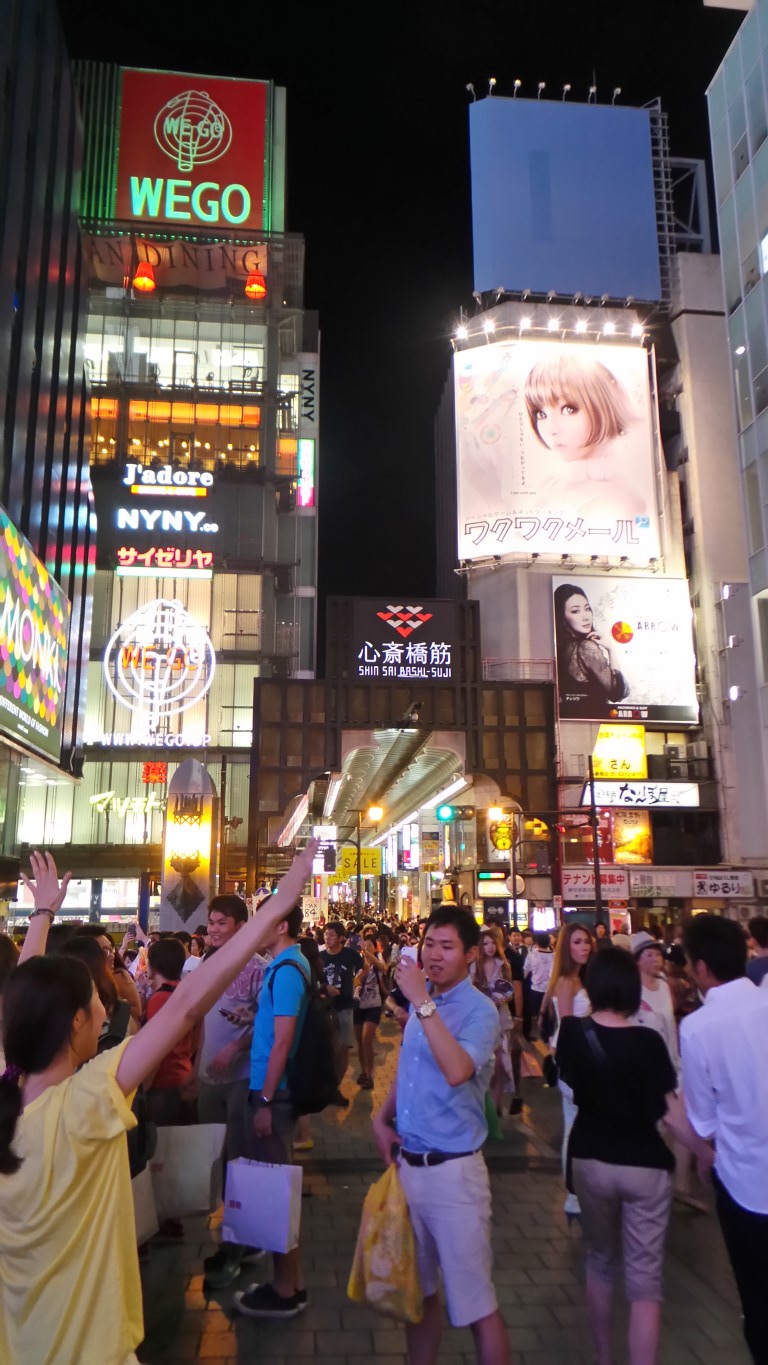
[
  {"xmin": 328, "ymin": 847, "xmax": 382, "ymax": 882},
  {"xmin": 592, "ymin": 724, "xmax": 647, "ymax": 781}
]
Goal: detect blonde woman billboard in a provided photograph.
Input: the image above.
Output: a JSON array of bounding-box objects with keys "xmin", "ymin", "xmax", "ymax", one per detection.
[{"xmin": 454, "ymin": 339, "xmax": 661, "ymax": 563}]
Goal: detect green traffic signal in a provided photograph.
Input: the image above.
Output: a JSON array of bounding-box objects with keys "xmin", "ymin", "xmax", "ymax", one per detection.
[{"xmin": 436, "ymin": 804, "xmax": 456, "ymax": 822}]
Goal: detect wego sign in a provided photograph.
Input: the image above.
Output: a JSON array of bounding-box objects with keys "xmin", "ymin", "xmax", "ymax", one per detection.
[
  {"xmin": 103, "ymin": 598, "xmax": 215, "ymax": 731},
  {"xmin": 115, "ymin": 70, "xmax": 268, "ymax": 231}
]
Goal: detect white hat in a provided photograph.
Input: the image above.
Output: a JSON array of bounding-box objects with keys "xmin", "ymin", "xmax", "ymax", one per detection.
[{"xmin": 630, "ymin": 930, "xmax": 664, "ymax": 957}]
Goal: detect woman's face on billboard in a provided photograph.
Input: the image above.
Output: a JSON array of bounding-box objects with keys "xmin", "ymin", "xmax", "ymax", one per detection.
[
  {"xmin": 562, "ymin": 593, "xmax": 593, "ymax": 637},
  {"xmin": 533, "ymin": 399, "xmax": 592, "ymax": 458}
]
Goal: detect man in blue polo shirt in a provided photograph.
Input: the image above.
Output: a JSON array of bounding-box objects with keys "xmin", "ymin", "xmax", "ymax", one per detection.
[
  {"xmin": 233, "ymin": 901, "xmax": 310, "ymax": 1322},
  {"xmin": 372, "ymin": 906, "xmax": 509, "ymax": 1365}
]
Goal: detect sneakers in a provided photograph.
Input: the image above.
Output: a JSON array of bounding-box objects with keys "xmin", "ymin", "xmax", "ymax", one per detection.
[
  {"xmin": 292, "ymin": 1138, "xmax": 314, "ymax": 1152},
  {"xmin": 233, "ymin": 1282, "xmax": 304, "ymax": 1319},
  {"xmin": 203, "ymin": 1246, "xmax": 244, "ymax": 1289},
  {"xmin": 203, "ymin": 1244, "xmax": 264, "ymax": 1289}
]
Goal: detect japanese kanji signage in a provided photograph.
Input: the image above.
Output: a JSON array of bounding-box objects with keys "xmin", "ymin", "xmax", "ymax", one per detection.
[
  {"xmin": 592, "ymin": 724, "xmax": 647, "ymax": 781},
  {"xmin": 693, "ymin": 869, "xmax": 753, "ymax": 899},
  {"xmin": 349, "ymin": 599, "xmax": 459, "ymax": 684},
  {"xmin": 561, "ymin": 866, "xmax": 629, "ymax": 901},
  {"xmin": 612, "ymin": 808, "xmax": 653, "ymax": 864},
  {"xmin": 553, "ymin": 576, "xmax": 698, "ymax": 723},
  {"xmin": 454, "ymin": 340, "xmax": 660, "ymax": 564},
  {"xmin": 117, "ymin": 546, "xmax": 214, "ymax": 576},
  {"xmin": 582, "ymin": 781, "xmax": 700, "ymax": 809}
]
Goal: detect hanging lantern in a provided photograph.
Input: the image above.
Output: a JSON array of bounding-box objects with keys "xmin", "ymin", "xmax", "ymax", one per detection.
[
  {"xmin": 132, "ymin": 262, "xmax": 156, "ymax": 293},
  {"xmin": 244, "ymin": 270, "xmax": 267, "ymax": 301}
]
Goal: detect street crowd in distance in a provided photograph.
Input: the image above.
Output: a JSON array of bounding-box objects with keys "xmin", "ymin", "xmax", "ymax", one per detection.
[{"xmin": 0, "ymin": 847, "xmax": 767, "ymax": 1365}]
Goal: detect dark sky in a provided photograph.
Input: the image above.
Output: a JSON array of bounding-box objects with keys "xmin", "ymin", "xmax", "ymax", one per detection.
[{"xmin": 58, "ymin": 0, "xmax": 741, "ymax": 614}]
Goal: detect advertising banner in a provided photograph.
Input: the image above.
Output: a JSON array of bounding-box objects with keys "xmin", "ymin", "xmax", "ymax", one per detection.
[
  {"xmin": 612, "ymin": 808, "xmax": 653, "ymax": 865},
  {"xmin": 454, "ymin": 340, "xmax": 660, "ymax": 563},
  {"xmin": 115, "ymin": 70, "xmax": 268, "ymax": 231},
  {"xmin": 583, "ymin": 781, "xmax": 700, "ymax": 809},
  {"xmin": 693, "ymin": 869, "xmax": 754, "ymax": 899},
  {"xmin": 553, "ymin": 575, "xmax": 698, "ymax": 723},
  {"xmin": 592, "ymin": 723, "xmax": 647, "ymax": 780},
  {"xmin": 86, "ymin": 233, "xmax": 268, "ymax": 292},
  {"xmin": 0, "ymin": 508, "xmax": 70, "ymax": 761},
  {"xmin": 561, "ymin": 866, "xmax": 629, "ymax": 901},
  {"xmin": 349, "ymin": 599, "xmax": 458, "ymax": 685}
]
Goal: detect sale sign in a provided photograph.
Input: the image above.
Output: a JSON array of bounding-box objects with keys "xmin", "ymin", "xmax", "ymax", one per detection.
[{"xmin": 115, "ymin": 70, "xmax": 269, "ymax": 231}]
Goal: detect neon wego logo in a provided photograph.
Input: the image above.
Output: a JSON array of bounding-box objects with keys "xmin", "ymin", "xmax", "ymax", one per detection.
[
  {"xmin": 154, "ymin": 91, "xmax": 233, "ymax": 170},
  {"xmin": 103, "ymin": 598, "xmax": 215, "ymax": 730}
]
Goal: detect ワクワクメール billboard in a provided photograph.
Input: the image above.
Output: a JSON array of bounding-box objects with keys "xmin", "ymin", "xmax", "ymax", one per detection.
[
  {"xmin": 455, "ymin": 340, "xmax": 660, "ymax": 563},
  {"xmin": 115, "ymin": 69, "xmax": 268, "ymax": 231},
  {"xmin": 0, "ymin": 507, "xmax": 71, "ymax": 761},
  {"xmin": 552, "ymin": 575, "xmax": 698, "ymax": 724}
]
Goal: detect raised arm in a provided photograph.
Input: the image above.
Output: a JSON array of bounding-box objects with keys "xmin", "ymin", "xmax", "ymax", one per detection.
[
  {"xmin": 18, "ymin": 851, "xmax": 71, "ymax": 963},
  {"xmin": 115, "ymin": 840, "xmax": 317, "ymax": 1095}
]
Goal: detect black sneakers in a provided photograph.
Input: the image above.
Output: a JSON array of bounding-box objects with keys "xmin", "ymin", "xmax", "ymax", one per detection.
[
  {"xmin": 203, "ymin": 1244, "xmax": 265, "ymax": 1290},
  {"xmin": 233, "ymin": 1283, "xmax": 304, "ymax": 1319}
]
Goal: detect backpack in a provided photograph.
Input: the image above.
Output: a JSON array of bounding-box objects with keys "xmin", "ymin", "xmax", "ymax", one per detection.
[{"xmin": 268, "ymin": 959, "xmax": 340, "ymax": 1115}]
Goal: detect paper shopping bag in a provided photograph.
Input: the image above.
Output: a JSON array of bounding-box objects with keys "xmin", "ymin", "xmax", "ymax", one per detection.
[
  {"xmin": 222, "ymin": 1159, "xmax": 303, "ymax": 1253},
  {"xmin": 149, "ymin": 1123, "xmax": 226, "ymax": 1223},
  {"xmin": 347, "ymin": 1164, "xmax": 423, "ymax": 1323},
  {"xmin": 132, "ymin": 1166, "xmax": 159, "ymax": 1246}
]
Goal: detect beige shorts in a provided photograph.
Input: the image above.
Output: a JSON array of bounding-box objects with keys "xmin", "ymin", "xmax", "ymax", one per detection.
[
  {"xmin": 572, "ymin": 1158, "xmax": 672, "ymax": 1302},
  {"xmin": 398, "ymin": 1152, "xmax": 497, "ymax": 1327}
]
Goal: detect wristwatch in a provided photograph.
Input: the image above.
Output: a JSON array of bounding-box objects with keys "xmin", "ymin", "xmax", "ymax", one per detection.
[
  {"xmin": 248, "ymin": 1091, "xmax": 272, "ymax": 1108},
  {"xmin": 30, "ymin": 908, "xmax": 54, "ymax": 920},
  {"xmin": 414, "ymin": 999, "xmax": 437, "ymax": 1021}
]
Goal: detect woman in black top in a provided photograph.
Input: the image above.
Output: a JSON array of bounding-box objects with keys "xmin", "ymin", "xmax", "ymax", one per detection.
[{"xmin": 556, "ymin": 948, "xmax": 712, "ymax": 1365}]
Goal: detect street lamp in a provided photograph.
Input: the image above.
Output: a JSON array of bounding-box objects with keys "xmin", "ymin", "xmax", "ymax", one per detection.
[
  {"xmin": 356, "ymin": 806, "xmax": 383, "ymax": 910},
  {"xmin": 488, "ymin": 802, "xmax": 523, "ymax": 927}
]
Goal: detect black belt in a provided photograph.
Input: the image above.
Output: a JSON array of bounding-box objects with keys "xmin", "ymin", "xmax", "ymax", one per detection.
[{"xmin": 399, "ymin": 1148, "xmax": 477, "ymax": 1167}]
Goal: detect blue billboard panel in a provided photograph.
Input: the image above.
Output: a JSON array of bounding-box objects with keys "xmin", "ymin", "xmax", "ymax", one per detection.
[{"xmin": 469, "ymin": 99, "xmax": 661, "ymax": 302}]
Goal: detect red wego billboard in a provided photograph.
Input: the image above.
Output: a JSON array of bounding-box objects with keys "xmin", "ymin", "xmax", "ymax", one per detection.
[{"xmin": 115, "ymin": 69, "xmax": 268, "ymax": 231}]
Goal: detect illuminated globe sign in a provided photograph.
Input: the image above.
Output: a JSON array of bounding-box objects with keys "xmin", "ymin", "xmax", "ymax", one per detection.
[
  {"xmin": 154, "ymin": 90, "xmax": 233, "ymax": 171},
  {"xmin": 103, "ymin": 598, "xmax": 215, "ymax": 732}
]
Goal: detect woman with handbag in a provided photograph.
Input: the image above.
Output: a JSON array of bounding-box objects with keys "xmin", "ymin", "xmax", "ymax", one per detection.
[
  {"xmin": 471, "ymin": 926, "xmax": 518, "ymax": 1113},
  {"xmin": 353, "ymin": 933, "xmax": 387, "ymax": 1089},
  {"xmin": 0, "ymin": 843, "xmax": 315, "ymax": 1365},
  {"xmin": 541, "ymin": 922, "xmax": 594, "ymax": 1220},
  {"xmin": 555, "ymin": 947, "xmax": 713, "ymax": 1365}
]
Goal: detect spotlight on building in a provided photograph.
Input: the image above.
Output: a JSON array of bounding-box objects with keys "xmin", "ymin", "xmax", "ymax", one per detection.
[
  {"xmin": 537, "ymin": 82, "xmax": 546, "ymax": 99},
  {"xmin": 483, "ymin": 317, "xmax": 496, "ymax": 333},
  {"xmin": 547, "ymin": 317, "xmax": 560, "ymax": 332},
  {"xmin": 575, "ymin": 319, "xmax": 587, "ymax": 334},
  {"xmin": 631, "ymin": 322, "xmax": 644, "ymax": 338},
  {"xmin": 603, "ymin": 321, "xmax": 616, "ymax": 336},
  {"xmin": 513, "ymin": 79, "xmax": 522, "ymax": 97},
  {"xmin": 466, "ymin": 82, "xmax": 476, "ymax": 100},
  {"xmin": 588, "ymin": 85, "xmax": 597, "ymax": 103},
  {"xmin": 520, "ymin": 316, "xmax": 532, "ymax": 331},
  {"xmin": 612, "ymin": 87, "xmax": 622, "ymax": 105},
  {"xmin": 488, "ymin": 77, "xmax": 497, "ymax": 96},
  {"xmin": 562, "ymin": 84, "xmax": 572, "ymax": 100}
]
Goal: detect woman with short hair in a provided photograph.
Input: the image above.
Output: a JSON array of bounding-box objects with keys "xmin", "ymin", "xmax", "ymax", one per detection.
[{"xmin": 556, "ymin": 947, "xmax": 712, "ymax": 1365}]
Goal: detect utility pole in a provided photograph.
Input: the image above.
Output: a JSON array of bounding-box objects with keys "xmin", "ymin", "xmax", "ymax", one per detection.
[{"xmin": 588, "ymin": 755, "xmax": 606, "ymax": 928}]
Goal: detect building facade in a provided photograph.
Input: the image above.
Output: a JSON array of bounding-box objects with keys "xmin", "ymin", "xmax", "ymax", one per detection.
[
  {"xmin": 10, "ymin": 63, "xmax": 318, "ymax": 922},
  {"xmin": 433, "ymin": 91, "xmax": 768, "ymax": 929},
  {"xmin": 0, "ymin": 0, "xmax": 95, "ymax": 894}
]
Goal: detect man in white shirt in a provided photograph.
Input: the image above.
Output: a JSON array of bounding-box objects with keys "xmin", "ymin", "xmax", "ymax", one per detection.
[
  {"xmin": 630, "ymin": 931, "xmax": 679, "ymax": 1071},
  {"xmin": 680, "ymin": 914, "xmax": 768, "ymax": 1365}
]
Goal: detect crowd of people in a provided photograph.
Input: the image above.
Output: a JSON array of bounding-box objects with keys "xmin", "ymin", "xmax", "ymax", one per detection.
[{"xmin": 0, "ymin": 852, "xmax": 767, "ymax": 1365}]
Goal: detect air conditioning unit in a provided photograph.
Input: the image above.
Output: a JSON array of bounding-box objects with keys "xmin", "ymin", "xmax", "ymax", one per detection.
[
  {"xmin": 668, "ymin": 760, "xmax": 688, "ymax": 778},
  {"xmin": 688, "ymin": 740, "xmax": 708, "ymax": 760},
  {"xmin": 664, "ymin": 744, "xmax": 686, "ymax": 761}
]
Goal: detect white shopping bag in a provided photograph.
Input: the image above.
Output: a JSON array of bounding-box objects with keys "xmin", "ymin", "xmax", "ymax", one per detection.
[
  {"xmin": 222, "ymin": 1159, "xmax": 303, "ymax": 1253},
  {"xmin": 132, "ymin": 1166, "xmax": 159, "ymax": 1246},
  {"xmin": 149, "ymin": 1123, "xmax": 227, "ymax": 1223}
]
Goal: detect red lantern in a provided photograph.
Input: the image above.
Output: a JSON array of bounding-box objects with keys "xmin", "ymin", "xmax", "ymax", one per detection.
[
  {"xmin": 132, "ymin": 262, "xmax": 156, "ymax": 293},
  {"xmin": 244, "ymin": 270, "xmax": 267, "ymax": 301}
]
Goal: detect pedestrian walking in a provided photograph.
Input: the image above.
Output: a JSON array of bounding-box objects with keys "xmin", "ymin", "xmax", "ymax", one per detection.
[{"xmin": 541, "ymin": 921, "xmax": 593, "ymax": 1219}]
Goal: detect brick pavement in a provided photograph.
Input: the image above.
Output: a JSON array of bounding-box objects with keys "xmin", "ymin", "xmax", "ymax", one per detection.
[{"xmin": 137, "ymin": 1020, "xmax": 750, "ymax": 1365}]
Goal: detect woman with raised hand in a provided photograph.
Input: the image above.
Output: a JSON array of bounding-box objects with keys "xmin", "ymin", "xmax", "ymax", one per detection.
[{"xmin": 0, "ymin": 844, "xmax": 316, "ymax": 1365}]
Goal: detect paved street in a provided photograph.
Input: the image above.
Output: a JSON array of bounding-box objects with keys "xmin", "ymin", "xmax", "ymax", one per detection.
[{"xmin": 137, "ymin": 1022, "xmax": 750, "ymax": 1365}]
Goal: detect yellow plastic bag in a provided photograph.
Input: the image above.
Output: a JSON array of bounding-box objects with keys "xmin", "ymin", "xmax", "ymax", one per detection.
[{"xmin": 347, "ymin": 1163, "xmax": 424, "ymax": 1323}]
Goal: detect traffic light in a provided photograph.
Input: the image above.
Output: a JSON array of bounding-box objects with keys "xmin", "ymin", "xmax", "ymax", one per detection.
[
  {"xmin": 323, "ymin": 847, "xmax": 337, "ymax": 872},
  {"xmin": 436, "ymin": 804, "xmax": 476, "ymax": 823}
]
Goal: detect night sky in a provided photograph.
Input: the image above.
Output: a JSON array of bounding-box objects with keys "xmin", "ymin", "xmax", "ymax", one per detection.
[{"xmin": 58, "ymin": 0, "xmax": 742, "ymax": 623}]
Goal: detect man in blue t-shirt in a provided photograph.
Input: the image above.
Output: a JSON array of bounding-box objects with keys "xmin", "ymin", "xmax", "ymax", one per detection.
[{"xmin": 234, "ymin": 901, "xmax": 310, "ymax": 1322}]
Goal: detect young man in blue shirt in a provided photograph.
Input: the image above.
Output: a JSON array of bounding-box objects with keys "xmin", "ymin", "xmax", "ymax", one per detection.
[
  {"xmin": 233, "ymin": 901, "xmax": 311, "ymax": 1321},
  {"xmin": 372, "ymin": 906, "xmax": 510, "ymax": 1365}
]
